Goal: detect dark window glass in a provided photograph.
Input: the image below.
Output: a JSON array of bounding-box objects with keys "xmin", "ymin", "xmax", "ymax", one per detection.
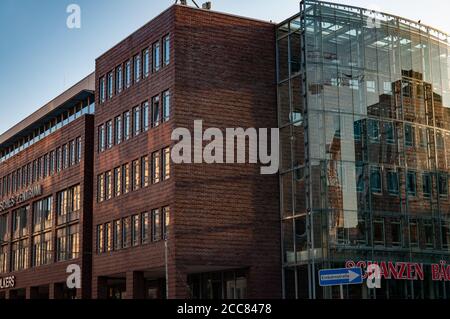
[
  {"xmin": 152, "ymin": 95, "xmax": 160, "ymax": 127},
  {"xmin": 438, "ymin": 173, "xmax": 448, "ymax": 197},
  {"xmin": 387, "ymin": 170, "xmax": 399, "ymax": 195},
  {"xmin": 423, "ymin": 173, "xmax": 432, "ymax": 197},
  {"xmin": 407, "ymin": 171, "xmax": 417, "ymax": 196},
  {"xmin": 384, "ymin": 122, "xmax": 395, "ymax": 144},
  {"xmin": 405, "ymin": 124, "xmax": 415, "ymax": 147},
  {"xmin": 152, "ymin": 209, "xmax": 161, "ymax": 242},
  {"xmin": 370, "ymin": 167, "xmax": 382, "ymax": 193}
]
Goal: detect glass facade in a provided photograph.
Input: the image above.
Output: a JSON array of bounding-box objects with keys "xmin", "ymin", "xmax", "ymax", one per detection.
[{"xmin": 278, "ymin": 0, "xmax": 450, "ymax": 299}]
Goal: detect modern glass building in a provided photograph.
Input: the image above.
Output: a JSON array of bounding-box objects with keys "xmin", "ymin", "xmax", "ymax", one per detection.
[{"xmin": 278, "ymin": 0, "xmax": 450, "ymax": 299}]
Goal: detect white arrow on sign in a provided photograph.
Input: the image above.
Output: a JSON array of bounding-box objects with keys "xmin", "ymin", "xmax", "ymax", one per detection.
[{"xmin": 348, "ymin": 269, "xmax": 360, "ymax": 283}]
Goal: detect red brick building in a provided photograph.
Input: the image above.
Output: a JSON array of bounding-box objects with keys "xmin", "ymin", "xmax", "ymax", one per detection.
[
  {"xmin": 0, "ymin": 74, "xmax": 95, "ymax": 299},
  {"xmin": 93, "ymin": 4, "xmax": 280, "ymax": 299},
  {"xmin": 0, "ymin": 4, "xmax": 281, "ymax": 299}
]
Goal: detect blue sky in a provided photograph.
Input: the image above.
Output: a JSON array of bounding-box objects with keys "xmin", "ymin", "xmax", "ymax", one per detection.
[{"xmin": 0, "ymin": 0, "xmax": 449, "ymax": 134}]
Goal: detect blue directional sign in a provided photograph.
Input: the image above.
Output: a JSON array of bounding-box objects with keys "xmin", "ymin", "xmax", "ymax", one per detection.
[{"xmin": 319, "ymin": 268, "xmax": 363, "ymax": 287}]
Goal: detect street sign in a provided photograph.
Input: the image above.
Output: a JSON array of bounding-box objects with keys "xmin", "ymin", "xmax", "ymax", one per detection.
[{"xmin": 319, "ymin": 268, "xmax": 363, "ymax": 287}]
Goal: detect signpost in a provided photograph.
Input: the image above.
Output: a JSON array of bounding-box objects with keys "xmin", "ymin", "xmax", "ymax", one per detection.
[{"xmin": 319, "ymin": 268, "xmax": 363, "ymax": 299}]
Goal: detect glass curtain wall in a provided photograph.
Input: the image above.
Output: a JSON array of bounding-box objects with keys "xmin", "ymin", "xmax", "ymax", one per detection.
[{"xmin": 278, "ymin": 0, "xmax": 450, "ymax": 299}]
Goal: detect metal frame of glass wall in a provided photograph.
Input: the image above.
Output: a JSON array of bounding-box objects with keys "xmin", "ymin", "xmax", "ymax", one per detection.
[{"xmin": 278, "ymin": 0, "xmax": 450, "ymax": 299}]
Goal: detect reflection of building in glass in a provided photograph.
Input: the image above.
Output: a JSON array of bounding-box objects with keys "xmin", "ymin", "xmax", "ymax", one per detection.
[{"xmin": 278, "ymin": 0, "xmax": 450, "ymax": 299}]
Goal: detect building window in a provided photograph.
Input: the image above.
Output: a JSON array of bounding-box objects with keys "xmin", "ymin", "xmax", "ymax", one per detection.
[
  {"xmin": 107, "ymin": 72, "xmax": 114, "ymax": 99},
  {"xmin": 56, "ymin": 148, "xmax": 62, "ymax": 172},
  {"xmin": 122, "ymin": 217, "xmax": 130, "ymax": 248},
  {"xmin": 32, "ymin": 232, "xmax": 52, "ymax": 267},
  {"xmin": 56, "ymin": 224, "xmax": 79, "ymax": 261},
  {"xmin": 0, "ymin": 214, "xmax": 8, "ymax": 244},
  {"xmin": 384, "ymin": 122, "xmax": 395, "ymax": 144},
  {"xmin": 11, "ymin": 239, "xmax": 29, "ymax": 271},
  {"xmin": 105, "ymin": 171, "xmax": 112, "ymax": 200},
  {"xmin": 152, "ymin": 209, "xmax": 161, "ymax": 242},
  {"xmin": 131, "ymin": 215, "xmax": 139, "ymax": 247},
  {"xmin": 70, "ymin": 140, "xmax": 76, "ymax": 166},
  {"xmin": 424, "ymin": 220, "xmax": 435, "ymax": 249},
  {"xmin": 141, "ymin": 156, "xmax": 150, "ymax": 187},
  {"xmin": 49, "ymin": 151, "xmax": 55, "ymax": 175},
  {"xmin": 132, "ymin": 159, "xmax": 141, "ymax": 191},
  {"xmin": 390, "ymin": 219, "xmax": 402, "ymax": 247},
  {"xmin": 419, "ymin": 127, "xmax": 427, "ymax": 147},
  {"xmin": 436, "ymin": 131, "xmax": 445, "ymax": 149},
  {"xmin": 163, "ymin": 35, "xmax": 170, "ymax": 66},
  {"xmin": 125, "ymin": 60, "xmax": 132, "ymax": 88},
  {"xmin": 153, "ymin": 41, "xmax": 161, "ymax": 72},
  {"xmin": 0, "ymin": 245, "xmax": 8, "ymax": 273},
  {"xmin": 115, "ymin": 116, "xmax": 122, "ymax": 145},
  {"xmin": 141, "ymin": 212, "xmax": 150, "ymax": 244},
  {"xmin": 12, "ymin": 206, "xmax": 29, "ymax": 239},
  {"xmin": 407, "ymin": 171, "xmax": 417, "ymax": 197},
  {"xmin": 116, "ymin": 65, "xmax": 123, "ymax": 94},
  {"xmin": 142, "ymin": 101, "xmax": 149, "ymax": 131},
  {"xmin": 438, "ymin": 173, "xmax": 448, "ymax": 197},
  {"xmin": 113, "ymin": 220, "xmax": 121, "ymax": 250},
  {"xmin": 368, "ymin": 119, "xmax": 380, "ymax": 142},
  {"xmin": 57, "ymin": 185, "xmax": 81, "ymax": 225},
  {"xmin": 123, "ymin": 164, "xmax": 130, "ymax": 194},
  {"xmin": 97, "ymin": 224, "xmax": 104, "ymax": 254},
  {"xmin": 98, "ymin": 124, "xmax": 105, "ymax": 152},
  {"xmin": 354, "ymin": 121, "xmax": 362, "ymax": 141},
  {"xmin": 143, "ymin": 48, "xmax": 150, "ymax": 77},
  {"xmin": 42, "ymin": 154, "xmax": 48, "ymax": 179},
  {"xmin": 370, "ymin": 167, "xmax": 382, "ymax": 194},
  {"xmin": 410, "ymin": 220, "xmax": 419, "ymax": 247},
  {"xmin": 134, "ymin": 54, "xmax": 141, "ymax": 83},
  {"xmin": 123, "ymin": 111, "xmax": 131, "ymax": 141},
  {"xmin": 162, "ymin": 90, "xmax": 170, "ymax": 122},
  {"xmin": 114, "ymin": 167, "xmax": 122, "ymax": 197},
  {"xmin": 152, "ymin": 95, "xmax": 160, "ymax": 127},
  {"xmin": 442, "ymin": 222, "xmax": 450, "ymax": 250},
  {"xmin": 386, "ymin": 170, "xmax": 398, "ymax": 195},
  {"xmin": 33, "ymin": 196, "xmax": 53, "ymax": 233},
  {"xmin": 106, "ymin": 120, "xmax": 113, "ymax": 149},
  {"xmin": 373, "ymin": 219, "xmax": 385, "ymax": 246},
  {"xmin": 76, "ymin": 137, "xmax": 82, "ymax": 163},
  {"xmin": 99, "ymin": 77, "xmax": 106, "ymax": 103},
  {"xmin": 132, "ymin": 106, "xmax": 141, "ymax": 136},
  {"xmin": 105, "ymin": 222, "xmax": 112, "ymax": 252},
  {"xmin": 405, "ymin": 123, "xmax": 415, "ymax": 147},
  {"xmin": 162, "ymin": 147, "xmax": 171, "ymax": 180},
  {"xmin": 423, "ymin": 173, "xmax": 432, "ymax": 198},
  {"xmin": 152, "ymin": 151, "xmax": 161, "ymax": 184},
  {"xmin": 63, "ymin": 144, "xmax": 69, "ymax": 169},
  {"xmin": 98, "ymin": 174, "xmax": 105, "ymax": 203},
  {"xmin": 163, "ymin": 206, "xmax": 170, "ymax": 240}
]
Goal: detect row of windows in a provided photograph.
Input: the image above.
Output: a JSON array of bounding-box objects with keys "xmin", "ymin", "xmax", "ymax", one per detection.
[
  {"xmin": 96, "ymin": 206, "xmax": 170, "ymax": 254},
  {"xmin": 0, "ymin": 224, "xmax": 79, "ymax": 273},
  {"xmin": 0, "ymin": 137, "xmax": 82, "ymax": 199},
  {"xmin": 337, "ymin": 217, "xmax": 450, "ymax": 250},
  {"xmin": 99, "ymin": 35, "xmax": 170, "ymax": 103},
  {"xmin": 0, "ymin": 99, "xmax": 94, "ymax": 163},
  {"xmin": 0, "ymin": 185, "xmax": 81, "ymax": 244},
  {"xmin": 98, "ymin": 90, "xmax": 170, "ymax": 153},
  {"xmin": 365, "ymin": 166, "xmax": 449, "ymax": 198},
  {"xmin": 97, "ymin": 148, "xmax": 170, "ymax": 203},
  {"xmin": 351, "ymin": 119, "xmax": 446, "ymax": 150}
]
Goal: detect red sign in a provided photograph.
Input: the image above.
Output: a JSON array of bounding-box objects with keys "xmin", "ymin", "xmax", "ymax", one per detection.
[{"xmin": 346, "ymin": 260, "xmax": 450, "ymax": 282}]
